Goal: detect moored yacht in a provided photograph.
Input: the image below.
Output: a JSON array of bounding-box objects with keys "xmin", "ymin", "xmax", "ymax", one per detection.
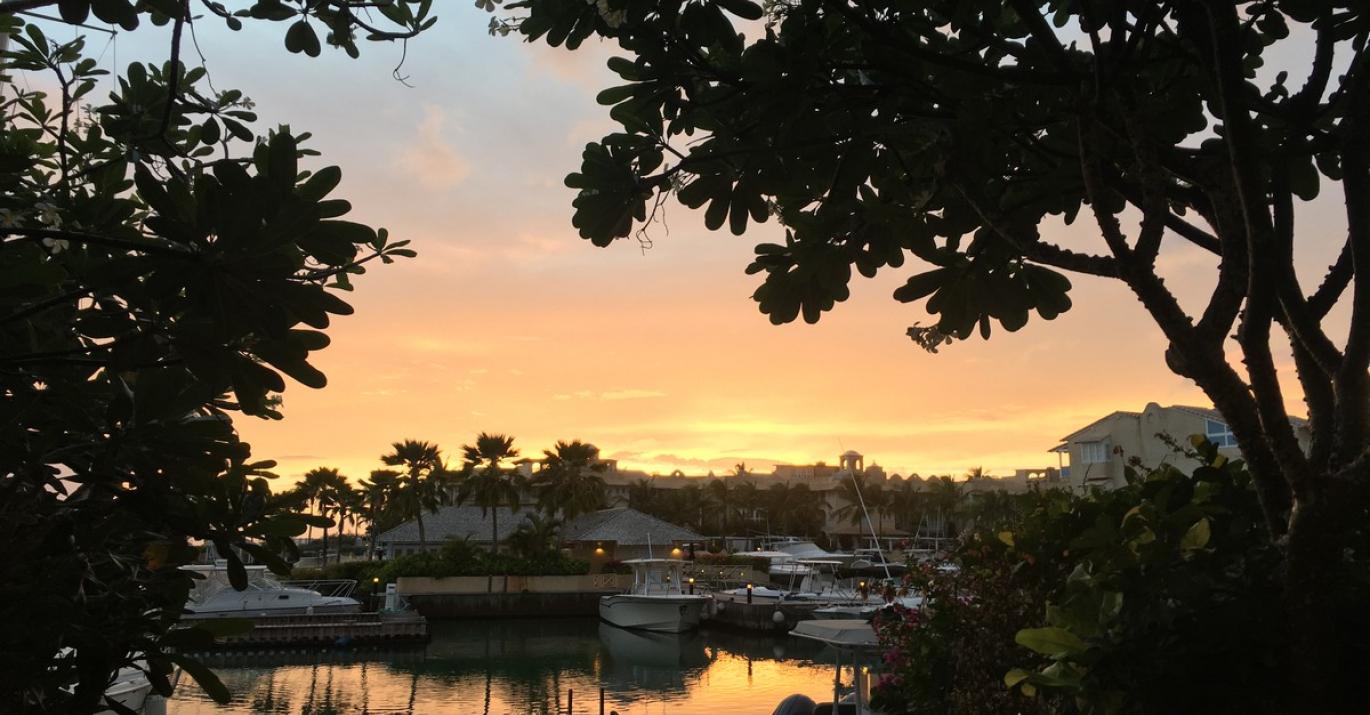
[
  {"xmin": 182, "ymin": 561, "xmax": 361, "ymax": 618},
  {"xmin": 599, "ymin": 559, "xmax": 710, "ymax": 633}
]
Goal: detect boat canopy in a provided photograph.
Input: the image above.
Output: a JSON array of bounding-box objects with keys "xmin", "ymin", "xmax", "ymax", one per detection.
[{"xmin": 791, "ymin": 619, "xmax": 880, "ymax": 650}]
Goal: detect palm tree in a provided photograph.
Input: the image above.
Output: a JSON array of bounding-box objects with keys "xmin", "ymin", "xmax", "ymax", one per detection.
[
  {"xmin": 889, "ymin": 477, "xmax": 926, "ymax": 535},
  {"xmin": 506, "ymin": 513, "xmax": 561, "ymax": 559},
  {"xmin": 674, "ymin": 483, "xmax": 716, "ymax": 533},
  {"xmin": 359, "ymin": 470, "xmax": 400, "ymax": 560},
  {"xmin": 327, "ymin": 484, "xmax": 363, "ymax": 564},
  {"xmin": 627, "ymin": 478, "xmax": 657, "ymax": 512},
  {"xmin": 459, "ymin": 433, "xmax": 522, "ymax": 555},
  {"xmin": 925, "ymin": 475, "xmax": 964, "ymax": 545},
  {"xmin": 764, "ymin": 482, "xmax": 791, "ymax": 535},
  {"xmin": 787, "ymin": 483, "xmax": 826, "ymax": 537},
  {"xmin": 733, "ymin": 480, "xmax": 760, "ymax": 532},
  {"xmin": 835, "ymin": 473, "xmax": 888, "ymax": 541},
  {"xmin": 380, "ymin": 440, "xmax": 447, "ymax": 549},
  {"xmin": 706, "ymin": 478, "xmax": 733, "ymax": 535},
  {"xmin": 767, "ymin": 482, "xmax": 826, "ymax": 536},
  {"xmin": 533, "ymin": 440, "xmax": 607, "ymax": 522},
  {"xmin": 300, "ymin": 467, "xmax": 348, "ymax": 561}
]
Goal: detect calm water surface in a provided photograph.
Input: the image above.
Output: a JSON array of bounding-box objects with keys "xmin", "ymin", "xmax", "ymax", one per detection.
[{"xmin": 168, "ymin": 618, "xmax": 846, "ymax": 714}]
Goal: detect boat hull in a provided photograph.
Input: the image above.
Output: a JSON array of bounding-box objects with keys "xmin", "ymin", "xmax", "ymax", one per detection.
[
  {"xmin": 599, "ymin": 594, "xmax": 709, "ymax": 633},
  {"xmin": 183, "ymin": 601, "xmax": 361, "ymax": 619}
]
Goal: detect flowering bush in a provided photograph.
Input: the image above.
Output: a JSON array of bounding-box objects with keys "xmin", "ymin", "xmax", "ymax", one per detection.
[{"xmin": 871, "ymin": 554, "xmax": 1051, "ymax": 713}]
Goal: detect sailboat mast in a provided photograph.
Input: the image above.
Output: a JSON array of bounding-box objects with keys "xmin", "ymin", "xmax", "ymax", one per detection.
[{"xmin": 849, "ymin": 474, "xmax": 892, "ymax": 581}]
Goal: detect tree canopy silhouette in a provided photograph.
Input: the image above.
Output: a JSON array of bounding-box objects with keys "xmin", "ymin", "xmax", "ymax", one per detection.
[
  {"xmin": 1, "ymin": 2, "xmax": 434, "ymax": 710},
  {"xmin": 501, "ymin": 0, "xmax": 1370, "ymax": 703}
]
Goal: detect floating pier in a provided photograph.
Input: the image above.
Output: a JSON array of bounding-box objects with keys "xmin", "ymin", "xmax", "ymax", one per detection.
[{"xmin": 192, "ymin": 612, "xmax": 429, "ymax": 649}]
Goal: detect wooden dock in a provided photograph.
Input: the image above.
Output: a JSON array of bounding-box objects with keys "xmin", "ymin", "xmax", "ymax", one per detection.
[
  {"xmin": 190, "ymin": 612, "xmax": 429, "ymax": 649},
  {"xmin": 706, "ymin": 594, "xmax": 827, "ymax": 632}
]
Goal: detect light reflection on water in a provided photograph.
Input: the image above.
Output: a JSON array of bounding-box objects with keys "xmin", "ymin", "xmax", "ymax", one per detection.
[{"xmin": 168, "ymin": 618, "xmax": 840, "ymax": 714}]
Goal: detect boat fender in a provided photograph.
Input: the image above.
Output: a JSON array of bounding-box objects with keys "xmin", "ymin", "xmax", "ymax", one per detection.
[
  {"xmin": 717, "ymin": 601, "xmax": 727, "ymax": 612},
  {"xmin": 772, "ymin": 610, "xmax": 786, "ymax": 624}
]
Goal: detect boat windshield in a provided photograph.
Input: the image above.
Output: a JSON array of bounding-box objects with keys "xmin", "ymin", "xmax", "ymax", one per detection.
[
  {"xmin": 185, "ymin": 566, "xmax": 283, "ymax": 604},
  {"xmin": 628, "ymin": 560, "xmax": 686, "ymax": 595}
]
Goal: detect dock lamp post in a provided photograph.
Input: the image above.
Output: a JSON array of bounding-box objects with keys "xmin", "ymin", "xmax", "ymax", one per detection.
[
  {"xmin": 746, "ymin": 582, "xmax": 754, "ymax": 604},
  {"xmin": 688, "ymin": 577, "xmax": 695, "ymax": 595}
]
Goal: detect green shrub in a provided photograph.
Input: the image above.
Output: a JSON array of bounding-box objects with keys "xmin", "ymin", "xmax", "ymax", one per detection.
[
  {"xmin": 872, "ymin": 441, "xmax": 1312, "ymax": 713},
  {"xmin": 289, "ymin": 560, "xmax": 386, "ymax": 583},
  {"xmin": 373, "ymin": 539, "xmax": 590, "ymax": 581}
]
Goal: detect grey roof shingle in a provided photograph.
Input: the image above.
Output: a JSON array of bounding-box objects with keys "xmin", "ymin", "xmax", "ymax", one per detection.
[
  {"xmin": 376, "ymin": 506, "xmax": 534, "ymax": 545},
  {"xmin": 561, "ymin": 508, "xmax": 702, "ymax": 545}
]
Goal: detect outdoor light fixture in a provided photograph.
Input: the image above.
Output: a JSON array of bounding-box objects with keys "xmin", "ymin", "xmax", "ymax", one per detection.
[
  {"xmin": 746, "ymin": 582, "xmax": 754, "ymax": 604},
  {"xmin": 688, "ymin": 577, "xmax": 695, "ymax": 595}
]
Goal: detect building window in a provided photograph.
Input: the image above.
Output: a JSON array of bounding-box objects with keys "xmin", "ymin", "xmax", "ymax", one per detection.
[
  {"xmin": 1205, "ymin": 419, "xmax": 1238, "ymax": 447},
  {"xmin": 1079, "ymin": 441, "xmax": 1110, "ymax": 464}
]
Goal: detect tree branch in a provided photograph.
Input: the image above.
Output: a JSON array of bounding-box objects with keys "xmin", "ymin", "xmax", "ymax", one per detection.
[
  {"xmin": 1308, "ymin": 239, "xmax": 1352, "ymax": 318},
  {"xmin": 1335, "ymin": 64, "xmax": 1370, "ymax": 457},
  {"xmin": 1202, "ymin": 3, "xmax": 1314, "ymax": 497},
  {"xmin": 1, "ymin": 227, "xmax": 195, "ymax": 257},
  {"xmin": 1006, "ymin": 0, "xmax": 1073, "ymax": 71}
]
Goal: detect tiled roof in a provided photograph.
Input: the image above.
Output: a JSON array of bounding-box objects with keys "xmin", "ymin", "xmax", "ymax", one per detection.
[
  {"xmin": 1056, "ymin": 411, "xmax": 1141, "ymax": 444},
  {"xmin": 1171, "ymin": 404, "xmax": 1309, "ymax": 427},
  {"xmin": 561, "ymin": 508, "xmax": 702, "ymax": 545},
  {"xmin": 376, "ymin": 505, "xmax": 534, "ymax": 545}
]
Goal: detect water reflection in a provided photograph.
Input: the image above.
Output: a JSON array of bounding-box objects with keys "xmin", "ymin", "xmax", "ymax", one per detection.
[{"xmin": 169, "ymin": 618, "xmax": 835, "ymax": 714}]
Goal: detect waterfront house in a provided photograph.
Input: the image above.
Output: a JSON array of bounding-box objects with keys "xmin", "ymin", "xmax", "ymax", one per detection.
[
  {"xmin": 1050, "ymin": 402, "xmax": 1311, "ymax": 490},
  {"xmin": 376, "ymin": 506, "xmax": 536, "ymax": 557},
  {"xmin": 560, "ymin": 507, "xmax": 704, "ymax": 567}
]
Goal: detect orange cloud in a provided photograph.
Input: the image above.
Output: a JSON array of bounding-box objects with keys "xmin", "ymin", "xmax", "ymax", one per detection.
[{"xmin": 394, "ymin": 104, "xmax": 471, "ymax": 189}]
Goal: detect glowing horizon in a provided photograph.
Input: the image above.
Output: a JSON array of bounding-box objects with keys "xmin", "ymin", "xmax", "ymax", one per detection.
[{"xmin": 90, "ymin": 6, "xmax": 1337, "ymax": 492}]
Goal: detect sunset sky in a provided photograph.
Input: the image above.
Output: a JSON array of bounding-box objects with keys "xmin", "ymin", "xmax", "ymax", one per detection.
[{"xmin": 85, "ymin": 6, "xmax": 1348, "ymax": 484}]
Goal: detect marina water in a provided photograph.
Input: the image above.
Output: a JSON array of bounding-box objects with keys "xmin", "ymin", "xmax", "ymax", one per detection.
[{"xmin": 168, "ymin": 618, "xmax": 842, "ymax": 714}]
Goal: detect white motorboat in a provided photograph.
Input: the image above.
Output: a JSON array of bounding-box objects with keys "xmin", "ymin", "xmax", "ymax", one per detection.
[
  {"xmin": 100, "ymin": 664, "xmax": 155, "ymax": 713},
  {"xmin": 813, "ymin": 595, "xmax": 924, "ymax": 620},
  {"xmin": 789, "ymin": 619, "xmax": 885, "ymax": 715},
  {"xmin": 717, "ymin": 560, "xmax": 862, "ymax": 607},
  {"xmin": 743, "ymin": 549, "xmax": 811, "ymax": 578},
  {"xmin": 182, "ymin": 561, "xmax": 360, "ymax": 618},
  {"xmin": 767, "ymin": 538, "xmax": 856, "ymax": 564},
  {"xmin": 55, "ymin": 650, "xmax": 179, "ymax": 715},
  {"xmin": 97, "ymin": 660, "xmax": 180, "ymax": 715},
  {"xmin": 599, "ymin": 559, "xmax": 710, "ymax": 633}
]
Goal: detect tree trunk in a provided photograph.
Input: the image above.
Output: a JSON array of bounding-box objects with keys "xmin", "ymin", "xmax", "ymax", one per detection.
[
  {"xmin": 488, "ymin": 508, "xmax": 499, "ymax": 594},
  {"xmin": 1282, "ymin": 467, "xmax": 1368, "ymax": 709},
  {"xmin": 416, "ymin": 511, "xmax": 426, "ymax": 548}
]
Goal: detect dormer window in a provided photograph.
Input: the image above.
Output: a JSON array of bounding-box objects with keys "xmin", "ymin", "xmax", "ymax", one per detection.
[{"xmin": 1205, "ymin": 418, "xmax": 1238, "ymax": 447}]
